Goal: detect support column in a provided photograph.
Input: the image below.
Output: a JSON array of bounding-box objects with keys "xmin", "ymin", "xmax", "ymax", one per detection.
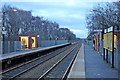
[
  {"xmin": 0, "ymin": 9, "xmax": 3, "ymax": 54},
  {"xmin": 112, "ymin": 26, "xmax": 115, "ymax": 68},
  {"xmin": 103, "ymin": 48, "xmax": 105, "ymax": 60},
  {"xmin": 106, "ymin": 49, "xmax": 108, "ymax": 63},
  {"xmin": 102, "ymin": 29, "xmax": 105, "ymax": 60}
]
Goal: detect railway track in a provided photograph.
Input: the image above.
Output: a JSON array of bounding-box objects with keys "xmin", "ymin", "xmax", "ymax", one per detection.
[
  {"xmin": 1, "ymin": 43, "xmax": 81, "ymax": 80},
  {"xmin": 1, "ymin": 44, "xmax": 73, "ymax": 79},
  {"xmin": 39, "ymin": 43, "xmax": 81, "ymax": 80}
]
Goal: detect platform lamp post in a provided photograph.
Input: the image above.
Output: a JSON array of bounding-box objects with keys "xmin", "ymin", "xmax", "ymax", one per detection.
[
  {"xmin": 2, "ymin": 9, "xmax": 17, "ymax": 54},
  {"xmin": 114, "ymin": 11, "xmax": 120, "ymax": 68},
  {"xmin": 41, "ymin": 22, "xmax": 45, "ymax": 40},
  {"xmin": 0, "ymin": 9, "xmax": 2, "ymax": 54},
  {"xmin": 55, "ymin": 37, "xmax": 58, "ymax": 45},
  {"xmin": 114, "ymin": 11, "xmax": 120, "ymax": 78},
  {"xmin": 115, "ymin": 12, "xmax": 120, "ymax": 78},
  {"xmin": 37, "ymin": 34, "xmax": 39, "ymax": 47},
  {"xmin": 2, "ymin": 27, "xmax": 7, "ymax": 54},
  {"xmin": 2, "ymin": 11, "xmax": 7, "ymax": 54},
  {"xmin": 111, "ymin": 12, "xmax": 119, "ymax": 68}
]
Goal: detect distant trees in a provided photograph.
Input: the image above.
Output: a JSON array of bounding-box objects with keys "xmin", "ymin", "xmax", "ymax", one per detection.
[
  {"xmin": 2, "ymin": 5, "xmax": 76, "ymax": 41},
  {"xmin": 86, "ymin": 2, "xmax": 120, "ymax": 38}
]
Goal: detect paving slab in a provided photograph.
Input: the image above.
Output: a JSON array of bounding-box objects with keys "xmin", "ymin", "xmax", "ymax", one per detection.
[{"xmin": 85, "ymin": 44, "xmax": 118, "ymax": 79}]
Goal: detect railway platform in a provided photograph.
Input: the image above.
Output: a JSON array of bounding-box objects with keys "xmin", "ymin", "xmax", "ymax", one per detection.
[
  {"xmin": 67, "ymin": 43, "xmax": 118, "ymax": 79},
  {"xmin": 0, "ymin": 43, "xmax": 69, "ymax": 60},
  {"xmin": 67, "ymin": 43, "xmax": 85, "ymax": 79},
  {"xmin": 0, "ymin": 43, "xmax": 70, "ymax": 71}
]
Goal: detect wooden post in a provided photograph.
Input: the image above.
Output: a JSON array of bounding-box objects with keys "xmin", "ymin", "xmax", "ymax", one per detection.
[
  {"xmin": 106, "ymin": 49, "xmax": 108, "ymax": 63},
  {"xmin": 102, "ymin": 29, "xmax": 105, "ymax": 60},
  {"xmin": 112, "ymin": 26, "xmax": 114, "ymax": 68}
]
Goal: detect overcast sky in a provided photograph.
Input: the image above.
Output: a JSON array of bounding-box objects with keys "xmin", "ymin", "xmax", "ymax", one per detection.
[{"xmin": 1, "ymin": 0, "xmax": 117, "ymax": 38}]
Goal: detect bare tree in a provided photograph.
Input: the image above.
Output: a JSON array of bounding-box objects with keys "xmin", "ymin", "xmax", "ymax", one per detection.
[
  {"xmin": 86, "ymin": 2, "xmax": 120, "ymax": 38},
  {"xmin": 2, "ymin": 5, "xmax": 76, "ymax": 41}
]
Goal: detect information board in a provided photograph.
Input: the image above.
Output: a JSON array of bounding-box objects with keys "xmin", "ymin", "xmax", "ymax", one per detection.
[
  {"xmin": 31, "ymin": 36, "xmax": 37, "ymax": 48},
  {"xmin": 103, "ymin": 33, "xmax": 108, "ymax": 50},
  {"xmin": 20, "ymin": 36, "xmax": 29, "ymax": 48},
  {"xmin": 103, "ymin": 32, "xmax": 117, "ymax": 52},
  {"xmin": 107, "ymin": 32, "xmax": 113, "ymax": 51}
]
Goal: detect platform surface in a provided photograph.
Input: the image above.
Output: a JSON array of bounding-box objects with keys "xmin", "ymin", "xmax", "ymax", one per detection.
[
  {"xmin": 67, "ymin": 43, "xmax": 85, "ymax": 79},
  {"xmin": 85, "ymin": 44, "xmax": 118, "ymax": 79},
  {"xmin": 67, "ymin": 43, "xmax": 118, "ymax": 79}
]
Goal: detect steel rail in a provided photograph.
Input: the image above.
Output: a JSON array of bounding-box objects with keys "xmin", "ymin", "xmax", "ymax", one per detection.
[
  {"xmin": 1, "ymin": 44, "xmax": 74, "ymax": 80},
  {"xmin": 37, "ymin": 44, "xmax": 78, "ymax": 80}
]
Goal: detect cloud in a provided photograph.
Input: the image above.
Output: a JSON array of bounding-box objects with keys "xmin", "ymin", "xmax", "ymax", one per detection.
[
  {"xmin": 1, "ymin": 0, "xmax": 118, "ymax": 2},
  {"xmin": 2, "ymin": 1, "xmax": 115, "ymax": 38},
  {"xmin": 70, "ymin": 29, "xmax": 88, "ymax": 38},
  {"xmin": 32, "ymin": 5, "xmax": 87, "ymax": 30}
]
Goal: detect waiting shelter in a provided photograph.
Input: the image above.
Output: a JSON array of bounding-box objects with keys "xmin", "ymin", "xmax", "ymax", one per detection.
[{"xmin": 19, "ymin": 34, "xmax": 37, "ymax": 49}]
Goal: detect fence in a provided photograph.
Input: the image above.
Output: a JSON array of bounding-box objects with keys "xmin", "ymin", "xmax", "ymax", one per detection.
[
  {"xmin": 38, "ymin": 40, "xmax": 68, "ymax": 47},
  {"xmin": 2, "ymin": 41, "xmax": 21, "ymax": 54},
  {"xmin": 2, "ymin": 40, "xmax": 68, "ymax": 54}
]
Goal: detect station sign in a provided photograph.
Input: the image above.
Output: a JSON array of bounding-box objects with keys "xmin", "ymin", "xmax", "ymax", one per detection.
[{"xmin": 108, "ymin": 27, "xmax": 113, "ymax": 32}]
